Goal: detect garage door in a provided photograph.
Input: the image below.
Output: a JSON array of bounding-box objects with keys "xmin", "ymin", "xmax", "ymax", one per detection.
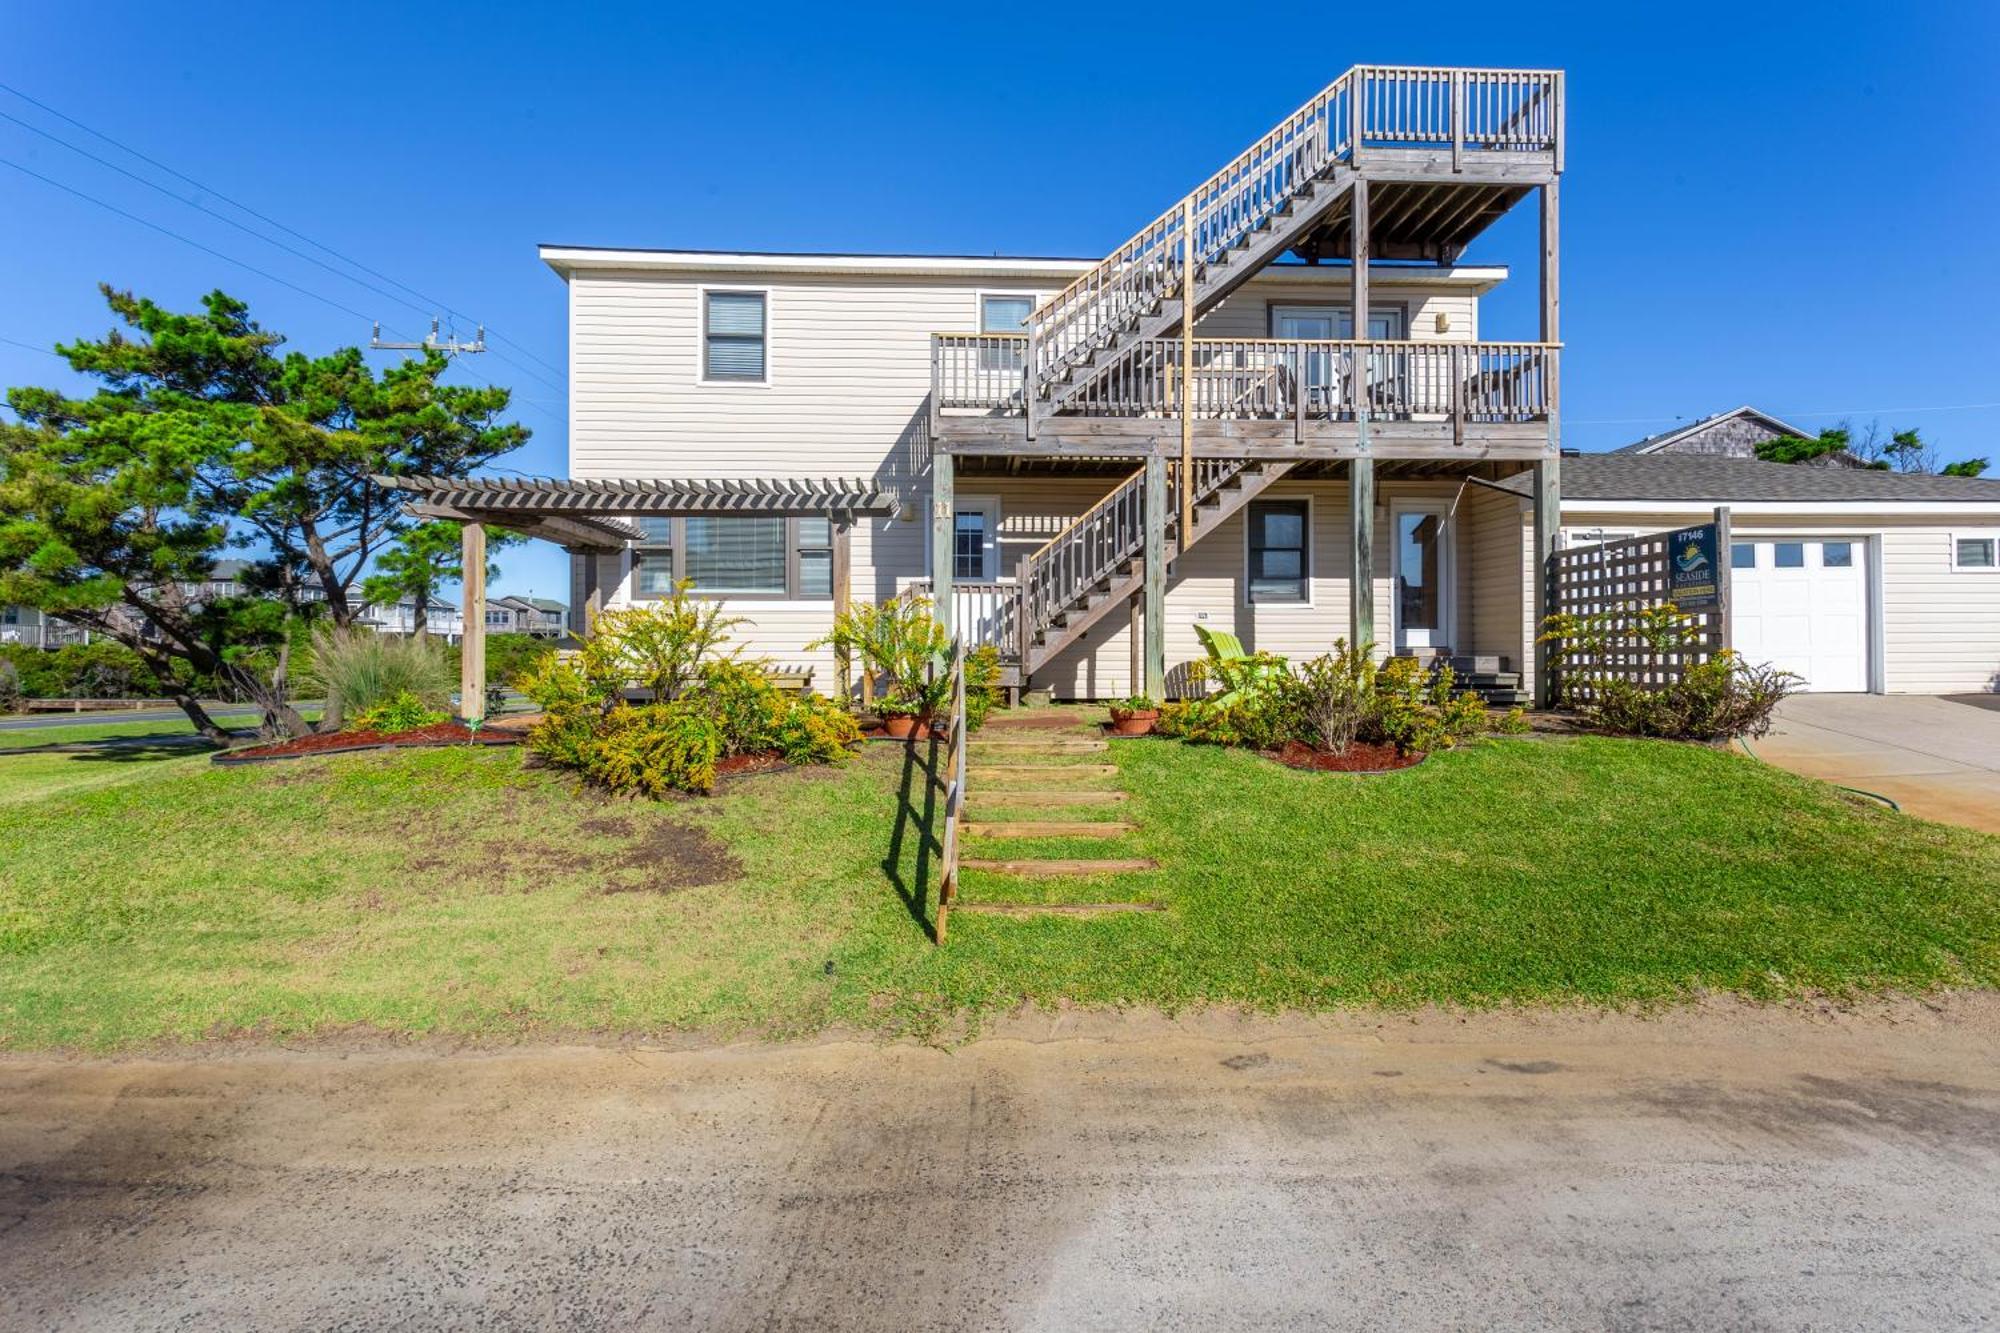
[{"xmin": 1729, "ymin": 539, "xmax": 1868, "ymax": 691}]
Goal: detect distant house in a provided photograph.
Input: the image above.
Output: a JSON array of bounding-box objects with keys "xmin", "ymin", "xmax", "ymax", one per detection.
[
  {"xmin": 363, "ymin": 597, "xmax": 468, "ymax": 642},
  {"xmin": 1613, "ymin": 406, "xmax": 1859, "ymax": 467},
  {"xmin": 486, "ymin": 596, "xmax": 568, "ymax": 638}
]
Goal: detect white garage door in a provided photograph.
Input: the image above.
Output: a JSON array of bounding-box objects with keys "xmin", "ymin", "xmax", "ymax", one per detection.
[{"xmin": 1729, "ymin": 538, "xmax": 1869, "ymax": 692}]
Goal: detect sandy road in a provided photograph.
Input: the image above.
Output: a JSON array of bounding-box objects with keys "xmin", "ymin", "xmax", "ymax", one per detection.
[{"xmin": 3, "ymin": 999, "xmax": 1997, "ymax": 1331}]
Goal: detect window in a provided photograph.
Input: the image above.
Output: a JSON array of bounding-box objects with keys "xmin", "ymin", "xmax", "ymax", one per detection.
[
  {"xmin": 703, "ymin": 290, "xmax": 766, "ymax": 382},
  {"xmin": 1731, "ymin": 542, "xmax": 1757, "ymax": 568},
  {"xmin": 1774, "ymin": 542, "xmax": 1805, "ymax": 569},
  {"xmin": 1953, "ymin": 536, "xmax": 1997, "ymax": 570},
  {"xmin": 686, "ymin": 516, "xmax": 786, "ymax": 594},
  {"xmin": 1822, "ymin": 541, "xmax": 1854, "ymax": 568},
  {"xmin": 630, "ymin": 517, "xmax": 836, "ymax": 599},
  {"xmin": 796, "ymin": 518, "xmax": 834, "ymax": 598},
  {"xmin": 1247, "ymin": 500, "xmax": 1309, "ymax": 603},
  {"xmin": 953, "ymin": 510, "xmax": 988, "ymax": 580},
  {"xmin": 979, "ymin": 294, "xmax": 1032, "ymax": 372},
  {"xmin": 634, "ymin": 517, "xmax": 677, "ymax": 598},
  {"xmin": 485, "ymin": 609, "xmax": 510, "ymax": 628}
]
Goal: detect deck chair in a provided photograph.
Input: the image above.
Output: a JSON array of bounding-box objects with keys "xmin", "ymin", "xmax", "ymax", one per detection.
[{"xmin": 1193, "ymin": 624, "xmax": 1288, "ymax": 707}]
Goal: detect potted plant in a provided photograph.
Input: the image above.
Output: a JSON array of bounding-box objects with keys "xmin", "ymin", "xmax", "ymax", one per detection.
[
  {"xmin": 878, "ymin": 692, "xmax": 924, "ymax": 740},
  {"xmin": 1107, "ymin": 695, "xmax": 1161, "ymax": 736}
]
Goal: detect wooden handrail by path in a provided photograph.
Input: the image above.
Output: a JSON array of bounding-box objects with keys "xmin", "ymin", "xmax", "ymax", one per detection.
[{"xmin": 934, "ymin": 635, "xmax": 968, "ymax": 944}]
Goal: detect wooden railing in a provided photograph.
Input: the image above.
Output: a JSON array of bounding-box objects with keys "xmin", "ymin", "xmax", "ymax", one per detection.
[
  {"xmin": 932, "ymin": 635, "xmax": 968, "ymax": 945},
  {"xmin": 1023, "ymin": 65, "xmax": 1562, "ymax": 403},
  {"xmin": 933, "ymin": 333, "xmax": 1026, "ymax": 411},
  {"xmin": 914, "ymin": 580, "xmax": 1017, "ymax": 650},
  {"xmin": 938, "ymin": 336, "xmax": 1556, "ymax": 428}
]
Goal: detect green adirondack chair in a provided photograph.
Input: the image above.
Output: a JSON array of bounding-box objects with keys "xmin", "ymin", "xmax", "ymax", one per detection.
[{"xmin": 1194, "ymin": 624, "xmax": 1288, "ymax": 706}]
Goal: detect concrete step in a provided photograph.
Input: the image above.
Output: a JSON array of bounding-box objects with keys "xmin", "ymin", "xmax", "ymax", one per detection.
[{"xmin": 962, "ymin": 821, "xmax": 1135, "ymax": 839}]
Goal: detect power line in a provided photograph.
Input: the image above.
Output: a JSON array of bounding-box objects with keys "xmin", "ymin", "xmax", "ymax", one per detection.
[
  {"xmin": 0, "ymin": 334, "xmax": 67, "ymax": 360},
  {"xmin": 1573, "ymin": 401, "xmax": 2000, "ymax": 428},
  {"xmin": 0, "ymin": 156, "xmax": 384, "ymax": 326},
  {"xmin": 0, "ymin": 79, "xmax": 568, "ymax": 383}
]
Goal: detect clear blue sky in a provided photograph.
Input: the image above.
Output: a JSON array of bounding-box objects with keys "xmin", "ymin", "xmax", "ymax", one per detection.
[{"xmin": 4, "ymin": 1, "xmax": 1997, "ymax": 600}]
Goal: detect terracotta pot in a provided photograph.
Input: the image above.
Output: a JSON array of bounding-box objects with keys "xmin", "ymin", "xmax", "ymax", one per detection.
[
  {"xmin": 1108, "ymin": 709, "xmax": 1159, "ymax": 737},
  {"xmin": 881, "ymin": 713, "xmax": 922, "ymax": 740}
]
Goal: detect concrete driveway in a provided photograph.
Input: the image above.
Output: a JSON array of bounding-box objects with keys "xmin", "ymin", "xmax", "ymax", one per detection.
[
  {"xmin": 3, "ymin": 1003, "xmax": 1997, "ymax": 1331},
  {"xmin": 1750, "ymin": 693, "xmax": 2000, "ymax": 834}
]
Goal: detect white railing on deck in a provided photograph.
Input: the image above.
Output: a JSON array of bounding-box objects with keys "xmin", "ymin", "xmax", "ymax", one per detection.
[
  {"xmin": 939, "ymin": 337, "xmax": 1555, "ymax": 426},
  {"xmin": 915, "ymin": 581, "xmax": 1016, "ymax": 652},
  {"xmin": 1023, "ymin": 65, "xmax": 1561, "ymax": 404}
]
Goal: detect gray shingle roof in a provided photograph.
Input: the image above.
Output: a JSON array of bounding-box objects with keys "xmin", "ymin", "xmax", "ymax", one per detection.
[
  {"xmin": 1611, "ymin": 405, "xmax": 1814, "ymax": 454},
  {"xmin": 1503, "ymin": 454, "xmax": 2000, "ymax": 503}
]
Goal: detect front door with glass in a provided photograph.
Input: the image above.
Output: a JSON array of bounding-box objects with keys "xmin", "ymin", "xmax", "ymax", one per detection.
[{"xmin": 1391, "ymin": 502, "xmax": 1450, "ymax": 652}]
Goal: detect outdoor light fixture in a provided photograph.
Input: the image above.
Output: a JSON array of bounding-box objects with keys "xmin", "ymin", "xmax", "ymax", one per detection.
[{"xmin": 1435, "ymin": 312, "xmax": 1450, "ymax": 334}]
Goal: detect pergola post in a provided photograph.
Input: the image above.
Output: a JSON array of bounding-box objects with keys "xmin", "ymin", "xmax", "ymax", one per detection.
[
  {"xmin": 931, "ymin": 452, "xmax": 955, "ymax": 637},
  {"xmin": 459, "ymin": 522, "xmax": 486, "ymax": 724},
  {"xmin": 1534, "ymin": 177, "xmax": 1562, "ymax": 709},
  {"xmin": 1531, "ymin": 455, "xmax": 1561, "ymax": 708},
  {"xmin": 1143, "ymin": 452, "xmax": 1167, "ymax": 700}
]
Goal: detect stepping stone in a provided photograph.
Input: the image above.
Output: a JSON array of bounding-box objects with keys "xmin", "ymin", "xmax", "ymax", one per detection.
[
  {"xmin": 955, "ymin": 902, "xmax": 1165, "ymax": 917},
  {"xmin": 960, "ymin": 857, "xmax": 1157, "ymax": 876},
  {"xmin": 962, "ymin": 821, "xmax": 1135, "ymax": 839},
  {"xmin": 972, "ymin": 790, "xmax": 1129, "ymax": 807},
  {"xmin": 972, "ymin": 764, "xmax": 1119, "ymax": 777}
]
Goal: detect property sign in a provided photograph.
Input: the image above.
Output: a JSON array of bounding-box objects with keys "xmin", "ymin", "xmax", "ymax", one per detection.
[{"xmin": 1667, "ymin": 522, "xmax": 1721, "ymax": 609}]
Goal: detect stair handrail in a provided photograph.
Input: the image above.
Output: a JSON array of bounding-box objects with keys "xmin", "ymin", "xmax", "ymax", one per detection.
[
  {"xmin": 1027, "ymin": 65, "xmax": 1564, "ymax": 402},
  {"xmin": 1027, "ymin": 69, "xmax": 1356, "ymax": 391}
]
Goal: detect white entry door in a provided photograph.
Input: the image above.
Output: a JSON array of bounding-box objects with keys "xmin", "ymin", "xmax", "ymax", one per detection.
[
  {"xmin": 1728, "ymin": 538, "xmax": 1869, "ymax": 691},
  {"xmin": 1391, "ymin": 501, "xmax": 1452, "ymax": 652}
]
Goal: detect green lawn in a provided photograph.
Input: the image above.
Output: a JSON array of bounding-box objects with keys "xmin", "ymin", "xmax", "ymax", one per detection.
[
  {"xmin": 0, "ymin": 709, "xmax": 321, "ymax": 750},
  {"xmin": 0, "ymin": 731, "xmax": 1994, "ymax": 1048}
]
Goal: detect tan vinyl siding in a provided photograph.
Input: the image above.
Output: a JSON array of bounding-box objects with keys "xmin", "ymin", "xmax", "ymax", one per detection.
[
  {"xmin": 1462, "ymin": 486, "xmax": 1531, "ymax": 683},
  {"xmin": 1201, "ymin": 277, "xmax": 1478, "ymax": 342}
]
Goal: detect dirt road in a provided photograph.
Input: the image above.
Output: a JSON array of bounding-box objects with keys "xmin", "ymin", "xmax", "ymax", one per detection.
[{"xmin": 3, "ymin": 1000, "xmax": 1997, "ymax": 1331}]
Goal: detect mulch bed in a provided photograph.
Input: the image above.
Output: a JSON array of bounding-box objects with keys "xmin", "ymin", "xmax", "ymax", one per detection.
[
  {"xmin": 215, "ymin": 722, "xmax": 522, "ymax": 764},
  {"xmin": 714, "ymin": 751, "xmax": 791, "ymax": 781},
  {"xmin": 1263, "ymin": 740, "xmax": 1425, "ymax": 774}
]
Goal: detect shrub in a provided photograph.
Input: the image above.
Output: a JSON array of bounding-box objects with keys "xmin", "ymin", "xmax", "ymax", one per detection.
[
  {"xmin": 812, "ymin": 596, "xmax": 951, "ymax": 710},
  {"xmin": 773, "ymin": 692, "xmax": 864, "ymax": 765},
  {"xmin": 1589, "ymin": 650, "xmax": 1797, "ymax": 741},
  {"xmin": 965, "ymin": 644, "xmax": 1004, "ymax": 731},
  {"xmin": 312, "ymin": 627, "xmax": 450, "ymax": 722},
  {"xmin": 0, "ymin": 658, "xmax": 21, "ymax": 712},
  {"xmin": 1289, "ymin": 640, "xmax": 1376, "ymax": 755},
  {"xmin": 352, "ymin": 690, "xmax": 448, "ymax": 734},
  {"xmin": 586, "ymin": 702, "xmax": 725, "ymax": 797},
  {"xmin": 582, "ymin": 585, "xmax": 746, "ymax": 703},
  {"xmin": 444, "ymin": 632, "xmax": 555, "ymax": 693}
]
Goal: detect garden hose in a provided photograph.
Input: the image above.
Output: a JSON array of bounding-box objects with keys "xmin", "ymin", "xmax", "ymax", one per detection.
[{"xmin": 1735, "ymin": 734, "xmax": 1901, "ymax": 812}]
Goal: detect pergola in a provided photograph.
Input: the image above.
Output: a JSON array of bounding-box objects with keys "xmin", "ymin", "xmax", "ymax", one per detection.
[{"xmin": 374, "ymin": 474, "xmax": 899, "ymax": 720}]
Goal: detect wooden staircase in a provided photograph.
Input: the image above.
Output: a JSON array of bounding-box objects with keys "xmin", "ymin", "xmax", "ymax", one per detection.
[{"xmin": 1017, "ymin": 458, "xmax": 1296, "ymax": 676}]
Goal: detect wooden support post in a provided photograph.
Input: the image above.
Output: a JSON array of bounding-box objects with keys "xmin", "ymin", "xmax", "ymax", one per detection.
[
  {"xmin": 1351, "ymin": 178, "xmax": 1370, "ymax": 343},
  {"xmin": 459, "ymin": 522, "xmax": 487, "ymax": 724},
  {"xmin": 1143, "ymin": 452, "xmax": 1167, "ymax": 702},
  {"xmin": 931, "ymin": 452, "xmax": 955, "ymax": 638},
  {"xmin": 831, "ymin": 520, "xmax": 853, "ymax": 701},
  {"xmin": 1450, "ymin": 69, "xmax": 1465, "ymax": 173},
  {"xmin": 1532, "ymin": 455, "xmax": 1561, "ymax": 708},
  {"xmin": 1015, "ymin": 554, "xmax": 1033, "ymax": 693},
  {"xmin": 1350, "ymin": 457, "xmax": 1375, "ymax": 654},
  {"xmin": 1128, "ymin": 590, "xmax": 1143, "ymax": 697},
  {"xmin": 1180, "ymin": 196, "xmax": 1196, "ymax": 544},
  {"xmin": 1713, "ymin": 505, "xmax": 1733, "ymax": 656}
]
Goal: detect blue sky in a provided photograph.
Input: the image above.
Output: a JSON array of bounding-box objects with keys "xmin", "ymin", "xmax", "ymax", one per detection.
[{"xmin": 4, "ymin": 1, "xmax": 1996, "ymax": 600}]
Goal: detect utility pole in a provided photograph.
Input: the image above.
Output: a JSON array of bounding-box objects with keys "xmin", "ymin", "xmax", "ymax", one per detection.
[{"xmin": 370, "ymin": 318, "xmax": 487, "ymax": 356}]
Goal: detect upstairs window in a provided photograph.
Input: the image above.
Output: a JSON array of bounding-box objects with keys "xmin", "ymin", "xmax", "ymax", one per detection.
[
  {"xmin": 703, "ymin": 290, "xmax": 767, "ymax": 382},
  {"xmin": 980, "ymin": 294, "xmax": 1032, "ymax": 372}
]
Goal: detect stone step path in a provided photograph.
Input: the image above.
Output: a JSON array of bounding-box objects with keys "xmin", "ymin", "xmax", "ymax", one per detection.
[{"xmin": 949, "ymin": 710, "xmax": 1160, "ymax": 923}]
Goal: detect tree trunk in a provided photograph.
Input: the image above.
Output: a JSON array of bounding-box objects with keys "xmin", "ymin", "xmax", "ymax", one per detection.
[
  {"xmin": 169, "ymin": 690, "xmax": 233, "ymax": 746},
  {"xmin": 412, "ymin": 599, "xmax": 429, "ymax": 636}
]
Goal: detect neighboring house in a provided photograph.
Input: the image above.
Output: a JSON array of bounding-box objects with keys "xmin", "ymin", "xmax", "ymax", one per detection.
[
  {"xmin": 390, "ymin": 63, "xmax": 1998, "ymax": 703},
  {"xmin": 363, "ymin": 596, "xmax": 468, "ymax": 642},
  {"xmin": 1613, "ymin": 405, "xmax": 1860, "ymax": 467},
  {"xmin": 2, "ymin": 604, "xmax": 88, "ymax": 648},
  {"xmin": 487, "ymin": 596, "xmax": 568, "ymax": 638}
]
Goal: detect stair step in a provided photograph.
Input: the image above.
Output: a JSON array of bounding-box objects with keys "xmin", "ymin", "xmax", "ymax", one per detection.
[
  {"xmin": 971, "ymin": 790, "xmax": 1129, "ymax": 807},
  {"xmin": 972, "ymin": 764, "xmax": 1120, "ymax": 777},
  {"xmin": 954, "ymin": 901, "xmax": 1164, "ymax": 918},
  {"xmin": 970, "ymin": 738, "xmax": 1108, "ymax": 752},
  {"xmin": 960, "ymin": 858, "xmax": 1157, "ymax": 876},
  {"xmin": 962, "ymin": 821, "xmax": 1136, "ymax": 839}
]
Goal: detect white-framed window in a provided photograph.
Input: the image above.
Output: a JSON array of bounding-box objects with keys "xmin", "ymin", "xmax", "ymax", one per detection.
[
  {"xmin": 945, "ymin": 496, "xmax": 1001, "ymax": 582},
  {"xmin": 702, "ymin": 289, "xmax": 768, "ymax": 383},
  {"xmin": 1951, "ymin": 533, "xmax": 1998, "ymax": 571},
  {"xmin": 978, "ymin": 293, "xmax": 1033, "ymax": 373},
  {"xmin": 630, "ymin": 516, "xmax": 836, "ymax": 601},
  {"xmin": 1246, "ymin": 499, "xmax": 1310, "ymax": 604}
]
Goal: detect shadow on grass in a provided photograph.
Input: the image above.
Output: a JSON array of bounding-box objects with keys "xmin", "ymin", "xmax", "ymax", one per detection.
[
  {"xmin": 881, "ymin": 735, "xmax": 946, "ymax": 938},
  {"xmin": 61, "ymin": 739, "xmax": 220, "ymax": 763}
]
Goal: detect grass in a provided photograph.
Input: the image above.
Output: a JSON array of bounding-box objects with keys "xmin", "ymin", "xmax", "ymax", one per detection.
[
  {"xmin": 0, "ymin": 708, "xmax": 322, "ymax": 751},
  {"xmin": 0, "ymin": 729, "xmax": 1994, "ymax": 1049}
]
